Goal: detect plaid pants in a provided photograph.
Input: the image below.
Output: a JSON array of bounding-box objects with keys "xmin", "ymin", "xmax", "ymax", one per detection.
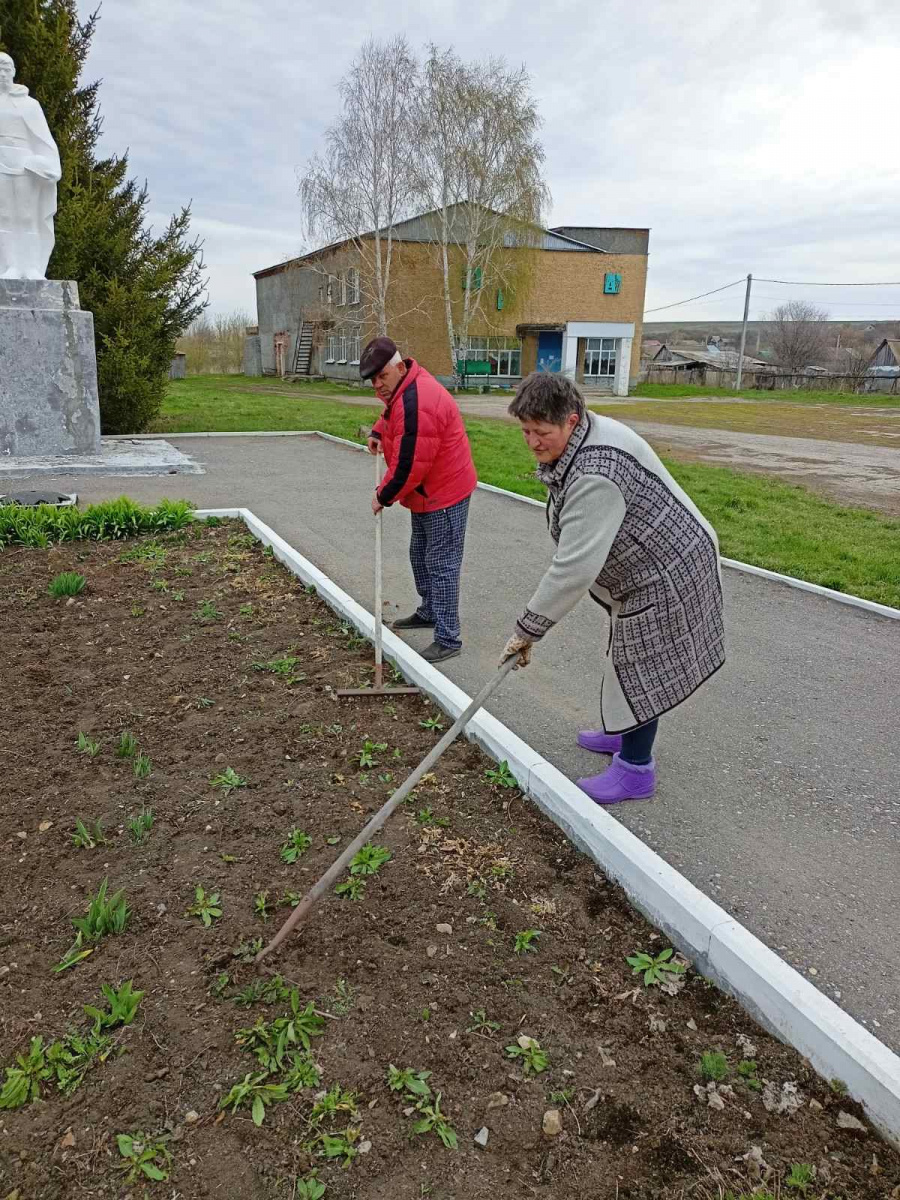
[{"xmin": 409, "ymin": 497, "xmax": 470, "ymax": 649}]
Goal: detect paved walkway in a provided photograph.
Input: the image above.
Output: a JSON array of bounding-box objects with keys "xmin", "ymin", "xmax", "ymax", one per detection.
[{"xmin": 16, "ymin": 435, "xmax": 900, "ymax": 1048}]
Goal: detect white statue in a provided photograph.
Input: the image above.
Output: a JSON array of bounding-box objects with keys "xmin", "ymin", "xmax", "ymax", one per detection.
[{"xmin": 0, "ymin": 51, "xmax": 62, "ymax": 280}]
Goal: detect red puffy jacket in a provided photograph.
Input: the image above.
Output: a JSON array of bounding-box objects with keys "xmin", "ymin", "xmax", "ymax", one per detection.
[{"xmin": 373, "ymin": 360, "xmax": 477, "ymax": 514}]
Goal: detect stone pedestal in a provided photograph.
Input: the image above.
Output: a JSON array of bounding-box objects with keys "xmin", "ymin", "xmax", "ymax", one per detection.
[{"xmin": 0, "ymin": 279, "xmax": 101, "ymax": 457}]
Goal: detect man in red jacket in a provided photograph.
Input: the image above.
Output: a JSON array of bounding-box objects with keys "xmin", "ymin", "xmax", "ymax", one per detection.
[{"xmin": 360, "ymin": 336, "xmax": 477, "ymax": 663}]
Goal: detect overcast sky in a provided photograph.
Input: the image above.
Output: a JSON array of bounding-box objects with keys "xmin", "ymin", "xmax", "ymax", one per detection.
[{"xmin": 75, "ymin": 0, "xmax": 900, "ymax": 325}]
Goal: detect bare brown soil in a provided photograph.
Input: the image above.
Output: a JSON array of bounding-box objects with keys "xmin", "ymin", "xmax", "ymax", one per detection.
[{"xmin": 1, "ymin": 522, "xmax": 898, "ymax": 1199}]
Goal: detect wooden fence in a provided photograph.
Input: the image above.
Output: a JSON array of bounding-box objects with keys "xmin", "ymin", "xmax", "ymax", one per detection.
[{"xmin": 641, "ymin": 365, "xmax": 899, "ymax": 395}]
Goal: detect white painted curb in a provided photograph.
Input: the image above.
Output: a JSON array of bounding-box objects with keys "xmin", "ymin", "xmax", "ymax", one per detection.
[
  {"xmin": 195, "ymin": 504, "xmax": 900, "ymax": 1148},
  {"xmin": 183, "ymin": 428, "xmax": 899, "ymax": 620}
]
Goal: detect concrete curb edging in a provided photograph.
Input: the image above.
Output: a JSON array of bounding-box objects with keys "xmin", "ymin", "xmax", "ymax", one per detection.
[{"xmin": 195, "ymin": 504, "xmax": 900, "ymax": 1148}]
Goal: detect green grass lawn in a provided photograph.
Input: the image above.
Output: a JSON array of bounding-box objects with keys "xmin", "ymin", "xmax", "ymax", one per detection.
[
  {"xmin": 633, "ymin": 381, "xmax": 900, "ymax": 407},
  {"xmin": 154, "ymin": 377, "xmax": 900, "ymax": 607}
]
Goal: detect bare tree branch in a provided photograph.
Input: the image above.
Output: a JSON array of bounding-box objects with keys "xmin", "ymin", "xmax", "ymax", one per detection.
[
  {"xmin": 767, "ymin": 301, "xmax": 831, "ymax": 373},
  {"xmin": 298, "ymin": 36, "xmax": 418, "ymax": 334}
]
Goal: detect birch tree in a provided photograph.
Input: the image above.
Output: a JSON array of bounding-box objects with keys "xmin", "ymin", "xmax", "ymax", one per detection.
[
  {"xmin": 412, "ymin": 47, "xmax": 550, "ymax": 377},
  {"xmin": 299, "ymin": 37, "xmax": 417, "ymax": 335}
]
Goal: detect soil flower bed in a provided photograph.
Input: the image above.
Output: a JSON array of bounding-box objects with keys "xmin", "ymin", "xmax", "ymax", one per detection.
[{"xmin": 1, "ymin": 509, "xmax": 898, "ymax": 1199}]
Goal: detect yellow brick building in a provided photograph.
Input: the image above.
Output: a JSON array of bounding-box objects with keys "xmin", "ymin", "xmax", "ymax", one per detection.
[{"xmin": 250, "ymin": 207, "xmax": 649, "ymax": 396}]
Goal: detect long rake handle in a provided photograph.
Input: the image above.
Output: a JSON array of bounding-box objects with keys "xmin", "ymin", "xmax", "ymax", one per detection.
[
  {"xmin": 255, "ymin": 656, "xmax": 518, "ymax": 965},
  {"xmin": 374, "ymin": 451, "xmax": 384, "ymax": 688}
]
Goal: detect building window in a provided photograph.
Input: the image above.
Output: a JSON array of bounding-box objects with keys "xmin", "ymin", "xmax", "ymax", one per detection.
[
  {"xmin": 584, "ymin": 337, "xmax": 617, "ymax": 377},
  {"xmin": 349, "ymin": 331, "xmax": 361, "ymax": 364},
  {"xmin": 461, "ymin": 266, "xmax": 483, "ymax": 291},
  {"xmin": 338, "ymin": 334, "xmax": 347, "ymax": 364},
  {"xmin": 326, "ymin": 335, "xmax": 336, "ymax": 364},
  {"xmin": 326, "ymin": 275, "xmax": 335, "ymax": 304},
  {"xmin": 337, "ymin": 273, "xmax": 346, "ymax": 306},
  {"xmin": 348, "ymin": 268, "xmax": 360, "ymax": 305},
  {"xmin": 457, "ymin": 336, "xmax": 521, "ymax": 377}
]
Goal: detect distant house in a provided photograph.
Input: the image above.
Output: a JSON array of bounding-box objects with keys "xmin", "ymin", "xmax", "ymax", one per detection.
[
  {"xmin": 652, "ymin": 342, "xmax": 769, "ymax": 371},
  {"xmin": 869, "ymin": 339, "xmax": 900, "ymax": 372}
]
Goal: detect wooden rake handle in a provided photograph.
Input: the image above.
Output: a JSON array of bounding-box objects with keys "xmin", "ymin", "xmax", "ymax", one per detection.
[{"xmin": 255, "ymin": 657, "xmax": 519, "ymax": 965}]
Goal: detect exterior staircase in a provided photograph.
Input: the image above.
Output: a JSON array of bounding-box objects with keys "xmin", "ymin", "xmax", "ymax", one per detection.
[{"xmin": 291, "ymin": 320, "xmax": 313, "ymax": 375}]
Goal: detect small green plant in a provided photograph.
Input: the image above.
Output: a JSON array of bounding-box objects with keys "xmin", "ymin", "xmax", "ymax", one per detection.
[
  {"xmin": 211, "ymin": 766, "xmax": 247, "ymax": 792},
  {"xmin": 130, "ymin": 604, "xmax": 145, "ymax": 618},
  {"xmin": 830, "ymin": 1077, "xmax": 848, "ymax": 1096},
  {"xmin": 514, "ymin": 929, "xmax": 541, "ymax": 955},
  {"xmin": 415, "ymin": 806, "xmax": 449, "ymax": 828},
  {"xmin": 467, "ymin": 878, "xmax": 487, "ymax": 900},
  {"xmin": 132, "ymin": 753, "xmax": 152, "ymax": 780},
  {"xmin": 0, "ymin": 1037, "xmax": 52, "ymax": 1109},
  {"xmin": 53, "ymin": 879, "xmax": 130, "ymax": 972},
  {"xmin": 280, "ymin": 890, "xmax": 302, "ymax": 908},
  {"xmin": 356, "ymin": 738, "xmax": 388, "ymax": 769},
  {"xmin": 699, "ymin": 1050, "xmax": 729, "ymax": 1082},
  {"xmin": 240, "ymin": 602, "xmax": 254, "ymax": 615},
  {"xmin": 150, "ymin": 578, "xmax": 168, "ymax": 592},
  {"xmin": 219, "ymin": 1071, "xmax": 291, "ymax": 1126},
  {"xmin": 185, "ymin": 885, "xmax": 223, "ymax": 927},
  {"xmin": 386, "ymin": 1067, "xmax": 457, "ymax": 1149},
  {"xmin": 49, "ymin": 571, "xmax": 86, "ymax": 597},
  {"xmin": 281, "ymin": 828, "xmax": 312, "ymax": 863},
  {"xmin": 626, "ymin": 947, "xmax": 686, "ymax": 987},
  {"xmin": 294, "ymin": 1174, "xmax": 326, "ymax": 1200},
  {"xmin": 231, "ymin": 975, "xmax": 291, "ymax": 1007},
  {"xmin": 195, "ymin": 696, "xmax": 214, "ymax": 709},
  {"xmin": 505, "ymin": 1036, "xmax": 549, "ymax": 1076},
  {"xmin": 419, "ymin": 715, "xmax": 445, "ymax": 732},
  {"xmin": 75, "ymin": 731, "xmax": 101, "ymax": 758},
  {"xmin": 549, "ymin": 1086, "xmax": 575, "ymax": 1105},
  {"xmin": 115, "ymin": 730, "xmax": 139, "ymax": 758},
  {"xmin": 71, "ymin": 817, "xmax": 105, "ymax": 849},
  {"xmin": 83, "ymin": 980, "xmax": 144, "ymax": 1032},
  {"xmin": 232, "ymin": 936, "xmax": 263, "ymax": 962},
  {"xmin": 420, "ymin": 1007, "xmax": 431, "ymax": 1022},
  {"xmin": 484, "ymin": 761, "xmax": 518, "ymax": 789},
  {"xmin": 466, "ymin": 1009, "xmax": 500, "ymax": 1036},
  {"xmin": 254, "ymin": 654, "xmax": 305, "ymax": 684},
  {"xmin": 128, "ymin": 806, "xmax": 154, "ymax": 842},
  {"xmin": 335, "ymin": 877, "xmax": 366, "ymax": 901},
  {"xmin": 387, "ymin": 1065, "xmax": 433, "ymax": 1098},
  {"xmin": 785, "ymin": 1164, "xmax": 814, "ymax": 1193},
  {"xmin": 236, "ymin": 994, "xmax": 325, "ymax": 1072},
  {"xmin": 349, "ymin": 843, "xmax": 391, "ymax": 876},
  {"xmin": 327, "ymin": 978, "xmax": 355, "ymax": 1017},
  {"xmin": 254, "ymin": 890, "xmax": 272, "ymax": 921},
  {"xmin": 195, "ymin": 599, "xmax": 223, "ymax": 621},
  {"xmin": 171, "ymin": 588, "xmax": 186, "ymax": 601},
  {"xmin": 73, "ymin": 878, "xmax": 130, "ymax": 941},
  {"xmin": 737, "ymin": 1059, "xmax": 762, "ymax": 1090}
]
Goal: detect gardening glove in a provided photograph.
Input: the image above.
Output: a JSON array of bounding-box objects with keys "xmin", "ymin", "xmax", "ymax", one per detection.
[{"xmin": 500, "ymin": 631, "xmax": 534, "ymax": 670}]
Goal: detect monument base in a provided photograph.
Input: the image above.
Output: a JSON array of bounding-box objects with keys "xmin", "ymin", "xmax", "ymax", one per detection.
[{"xmin": 0, "ymin": 280, "xmax": 102, "ymax": 457}]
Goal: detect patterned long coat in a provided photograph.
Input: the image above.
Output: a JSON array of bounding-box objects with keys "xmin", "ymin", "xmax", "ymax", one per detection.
[{"xmin": 517, "ymin": 412, "xmax": 725, "ymax": 733}]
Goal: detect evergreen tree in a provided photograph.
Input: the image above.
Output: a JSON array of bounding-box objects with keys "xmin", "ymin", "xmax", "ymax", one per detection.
[{"xmin": 0, "ymin": 2, "xmax": 206, "ymax": 432}]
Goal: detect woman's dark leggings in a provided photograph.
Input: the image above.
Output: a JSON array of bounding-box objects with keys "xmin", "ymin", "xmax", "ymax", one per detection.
[{"xmin": 621, "ymin": 718, "xmax": 658, "ymax": 766}]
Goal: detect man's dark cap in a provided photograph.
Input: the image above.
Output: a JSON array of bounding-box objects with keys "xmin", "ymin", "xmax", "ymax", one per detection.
[{"xmin": 359, "ymin": 336, "xmax": 398, "ymax": 380}]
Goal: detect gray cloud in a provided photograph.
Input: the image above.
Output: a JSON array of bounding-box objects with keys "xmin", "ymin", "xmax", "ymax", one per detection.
[{"xmin": 77, "ymin": 0, "xmax": 900, "ymax": 322}]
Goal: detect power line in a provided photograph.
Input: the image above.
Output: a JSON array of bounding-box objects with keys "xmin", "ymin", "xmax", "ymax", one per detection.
[
  {"xmin": 643, "ymin": 278, "xmax": 745, "ymax": 315},
  {"xmin": 755, "ymin": 278, "xmax": 900, "ymax": 286}
]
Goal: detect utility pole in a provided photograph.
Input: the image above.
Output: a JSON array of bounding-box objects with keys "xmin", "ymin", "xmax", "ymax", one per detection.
[{"xmin": 735, "ymin": 273, "xmax": 752, "ymax": 392}]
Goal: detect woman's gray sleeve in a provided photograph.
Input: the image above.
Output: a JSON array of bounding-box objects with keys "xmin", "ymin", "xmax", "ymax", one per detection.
[{"xmin": 517, "ymin": 475, "xmax": 626, "ymax": 640}]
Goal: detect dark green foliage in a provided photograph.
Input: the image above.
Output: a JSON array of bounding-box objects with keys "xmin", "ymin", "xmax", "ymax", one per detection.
[
  {"xmin": 0, "ymin": 498, "xmax": 194, "ymax": 549},
  {"xmin": 0, "ymin": 2, "xmax": 206, "ymax": 433}
]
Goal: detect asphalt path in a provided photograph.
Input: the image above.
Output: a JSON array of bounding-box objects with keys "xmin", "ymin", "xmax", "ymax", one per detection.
[{"xmin": 17, "ymin": 434, "xmax": 900, "ymax": 1049}]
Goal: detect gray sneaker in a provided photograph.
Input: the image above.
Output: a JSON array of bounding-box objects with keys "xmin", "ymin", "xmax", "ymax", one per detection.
[{"xmin": 422, "ymin": 641, "xmax": 461, "ymax": 663}]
